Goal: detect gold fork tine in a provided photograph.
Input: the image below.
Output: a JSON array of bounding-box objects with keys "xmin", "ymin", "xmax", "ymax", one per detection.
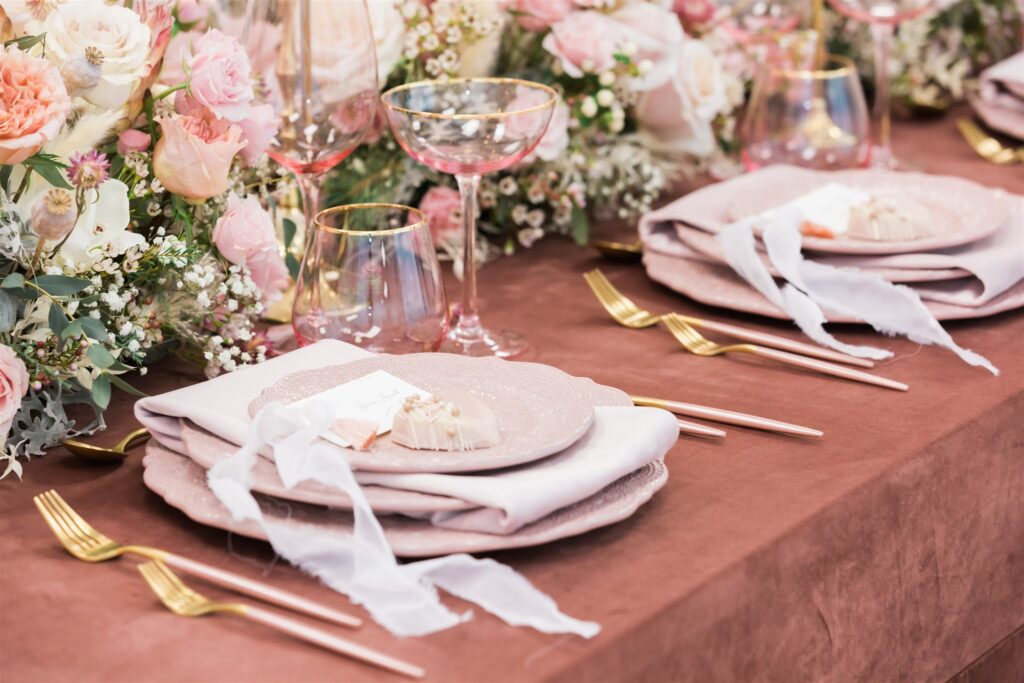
[
  {"xmin": 139, "ymin": 560, "xmax": 425, "ymax": 679},
  {"xmin": 35, "ymin": 493, "xmax": 99, "ymax": 551},
  {"xmin": 44, "ymin": 491, "xmax": 108, "ymax": 546}
]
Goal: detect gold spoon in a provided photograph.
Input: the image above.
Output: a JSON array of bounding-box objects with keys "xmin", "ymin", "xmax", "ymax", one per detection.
[
  {"xmin": 593, "ymin": 239, "xmax": 643, "ymax": 259},
  {"xmin": 61, "ymin": 428, "xmax": 151, "ymax": 463}
]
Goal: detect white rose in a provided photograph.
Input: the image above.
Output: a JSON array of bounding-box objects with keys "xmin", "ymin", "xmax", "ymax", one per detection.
[
  {"xmin": 44, "ymin": 1, "xmax": 151, "ymax": 110},
  {"xmin": 59, "ymin": 180, "xmax": 146, "ymax": 267},
  {"xmin": 365, "ymin": 0, "xmax": 405, "ymax": 83},
  {"xmin": 635, "ymin": 39, "xmax": 726, "ymax": 157}
]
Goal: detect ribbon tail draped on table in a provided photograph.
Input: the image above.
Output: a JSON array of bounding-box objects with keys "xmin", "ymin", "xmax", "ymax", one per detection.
[{"xmin": 207, "ymin": 398, "xmax": 601, "ymax": 639}]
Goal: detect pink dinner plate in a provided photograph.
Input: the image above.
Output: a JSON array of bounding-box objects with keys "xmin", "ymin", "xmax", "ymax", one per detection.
[
  {"xmin": 142, "ymin": 442, "xmax": 669, "ymax": 558},
  {"xmin": 643, "ymin": 250, "xmax": 1024, "ymax": 323},
  {"xmin": 179, "ymin": 420, "xmax": 475, "ymax": 514},
  {"xmin": 247, "ymin": 354, "xmax": 631, "ymax": 474},
  {"xmin": 677, "ymin": 166, "xmax": 1009, "ymax": 255}
]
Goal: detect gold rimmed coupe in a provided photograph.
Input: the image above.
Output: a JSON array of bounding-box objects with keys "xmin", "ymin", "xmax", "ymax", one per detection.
[
  {"xmin": 381, "ymin": 77, "xmax": 558, "ymax": 120},
  {"xmin": 313, "ymin": 203, "xmax": 428, "ymax": 236},
  {"xmin": 382, "ymin": 77, "xmax": 558, "ymax": 358}
]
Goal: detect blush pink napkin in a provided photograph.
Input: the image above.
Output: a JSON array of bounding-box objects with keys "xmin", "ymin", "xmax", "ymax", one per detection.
[{"xmin": 972, "ymin": 52, "xmax": 1024, "ymax": 139}]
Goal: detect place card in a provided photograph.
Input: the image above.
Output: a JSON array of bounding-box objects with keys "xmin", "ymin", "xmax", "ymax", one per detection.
[{"xmin": 291, "ymin": 370, "xmax": 431, "ymax": 448}]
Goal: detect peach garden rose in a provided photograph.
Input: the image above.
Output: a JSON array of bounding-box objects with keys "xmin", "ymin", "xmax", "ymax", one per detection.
[
  {"xmin": 0, "ymin": 344, "xmax": 29, "ymax": 449},
  {"xmin": 0, "ymin": 45, "xmax": 71, "ymax": 165},
  {"xmin": 152, "ymin": 112, "xmax": 246, "ymax": 200}
]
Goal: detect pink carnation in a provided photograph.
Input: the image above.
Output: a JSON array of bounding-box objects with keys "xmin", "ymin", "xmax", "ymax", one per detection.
[
  {"xmin": 506, "ymin": 0, "xmax": 573, "ymax": 31},
  {"xmin": 0, "ymin": 344, "xmax": 29, "ymax": 446},
  {"xmin": 418, "ymin": 186, "xmax": 463, "ymax": 243},
  {"xmin": 0, "ymin": 45, "xmax": 71, "ymax": 165},
  {"xmin": 541, "ymin": 11, "xmax": 620, "ymax": 77},
  {"xmin": 187, "ymin": 28, "xmax": 254, "ymax": 122}
]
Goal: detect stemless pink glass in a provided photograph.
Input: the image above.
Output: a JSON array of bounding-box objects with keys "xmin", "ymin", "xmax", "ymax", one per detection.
[
  {"xmin": 241, "ymin": 0, "xmax": 378, "ymax": 270},
  {"xmin": 381, "ymin": 78, "xmax": 557, "ymax": 359},
  {"xmin": 826, "ymin": 0, "xmax": 934, "ymax": 168},
  {"xmin": 292, "ymin": 204, "xmax": 448, "ymax": 353}
]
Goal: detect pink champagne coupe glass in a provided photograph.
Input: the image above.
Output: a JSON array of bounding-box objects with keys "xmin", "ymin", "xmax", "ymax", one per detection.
[
  {"xmin": 826, "ymin": 0, "xmax": 934, "ymax": 168},
  {"xmin": 241, "ymin": 0, "xmax": 378, "ymax": 287},
  {"xmin": 381, "ymin": 78, "xmax": 557, "ymax": 358}
]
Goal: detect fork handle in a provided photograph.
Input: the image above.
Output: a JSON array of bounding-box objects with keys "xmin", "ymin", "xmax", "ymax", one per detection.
[
  {"xmin": 160, "ymin": 553, "xmax": 362, "ymax": 629},
  {"xmin": 241, "ymin": 605, "xmax": 425, "ymax": 679},
  {"xmin": 747, "ymin": 346, "xmax": 909, "ymax": 391},
  {"xmin": 679, "ymin": 316, "xmax": 875, "ymax": 368}
]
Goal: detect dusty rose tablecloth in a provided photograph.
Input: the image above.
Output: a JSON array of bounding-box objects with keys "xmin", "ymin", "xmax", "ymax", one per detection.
[{"xmin": 1, "ymin": 109, "xmax": 1022, "ymax": 682}]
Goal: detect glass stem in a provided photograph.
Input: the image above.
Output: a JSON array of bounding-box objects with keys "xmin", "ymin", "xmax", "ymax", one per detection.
[
  {"xmin": 870, "ymin": 22, "xmax": 894, "ymax": 166},
  {"xmin": 454, "ymin": 173, "xmax": 482, "ymax": 339},
  {"xmin": 297, "ymin": 173, "xmax": 322, "ymax": 312}
]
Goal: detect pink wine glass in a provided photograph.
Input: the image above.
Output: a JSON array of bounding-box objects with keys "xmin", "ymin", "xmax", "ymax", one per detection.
[
  {"xmin": 826, "ymin": 0, "xmax": 934, "ymax": 168},
  {"xmin": 242, "ymin": 0, "xmax": 379, "ymax": 273},
  {"xmin": 381, "ymin": 78, "xmax": 557, "ymax": 358}
]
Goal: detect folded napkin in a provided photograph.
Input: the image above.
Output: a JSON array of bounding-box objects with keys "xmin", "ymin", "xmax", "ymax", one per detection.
[
  {"xmin": 361, "ymin": 407, "xmax": 677, "ymax": 535},
  {"xmin": 980, "ymin": 52, "xmax": 1024, "ymax": 113}
]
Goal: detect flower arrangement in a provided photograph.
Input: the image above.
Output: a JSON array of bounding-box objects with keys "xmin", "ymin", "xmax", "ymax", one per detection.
[
  {"xmin": 327, "ymin": 0, "xmax": 1020, "ymax": 257},
  {"xmin": 0, "ymin": 0, "xmax": 286, "ymax": 476}
]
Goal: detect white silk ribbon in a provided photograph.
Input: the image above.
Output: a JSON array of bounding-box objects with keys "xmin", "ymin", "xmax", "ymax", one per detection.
[
  {"xmin": 718, "ymin": 207, "xmax": 998, "ymax": 374},
  {"xmin": 206, "ymin": 399, "xmax": 601, "ymax": 639}
]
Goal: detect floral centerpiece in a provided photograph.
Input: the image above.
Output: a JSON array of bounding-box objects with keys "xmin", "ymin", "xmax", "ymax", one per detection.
[{"xmin": 0, "ymin": 0, "xmax": 287, "ymax": 476}]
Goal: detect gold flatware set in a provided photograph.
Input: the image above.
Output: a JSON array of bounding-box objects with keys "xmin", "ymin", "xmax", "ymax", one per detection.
[
  {"xmin": 34, "ymin": 489, "xmax": 424, "ymax": 678},
  {"xmin": 957, "ymin": 118, "xmax": 1023, "ymax": 165},
  {"xmin": 61, "ymin": 427, "xmax": 150, "ymax": 463}
]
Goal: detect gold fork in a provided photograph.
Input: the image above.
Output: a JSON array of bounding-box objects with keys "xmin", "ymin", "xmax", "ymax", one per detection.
[
  {"xmin": 584, "ymin": 269, "xmax": 875, "ymax": 368},
  {"xmin": 957, "ymin": 118, "xmax": 1021, "ymax": 165},
  {"xmin": 138, "ymin": 559, "xmax": 424, "ymax": 679},
  {"xmin": 33, "ymin": 489, "xmax": 362, "ymax": 628},
  {"xmin": 662, "ymin": 314, "xmax": 908, "ymax": 391}
]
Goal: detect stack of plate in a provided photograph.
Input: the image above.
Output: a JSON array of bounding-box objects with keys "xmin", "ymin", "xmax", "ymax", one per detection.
[
  {"xmin": 640, "ymin": 167, "xmax": 1024, "ymax": 322},
  {"xmin": 142, "ymin": 354, "xmax": 669, "ymax": 558}
]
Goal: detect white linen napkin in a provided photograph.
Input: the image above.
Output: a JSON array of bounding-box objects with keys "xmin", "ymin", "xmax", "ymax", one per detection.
[
  {"xmin": 360, "ymin": 407, "xmax": 677, "ymax": 535},
  {"xmin": 718, "ymin": 206, "xmax": 999, "ymax": 374},
  {"xmin": 980, "ymin": 52, "xmax": 1024, "ymax": 113},
  {"xmin": 208, "ymin": 396, "xmax": 601, "ymax": 639}
]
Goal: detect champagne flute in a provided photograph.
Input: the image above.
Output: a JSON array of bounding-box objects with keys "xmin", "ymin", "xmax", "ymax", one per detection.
[
  {"xmin": 381, "ymin": 78, "xmax": 557, "ymax": 358},
  {"xmin": 826, "ymin": 0, "xmax": 934, "ymax": 169},
  {"xmin": 241, "ymin": 0, "xmax": 379, "ymax": 279}
]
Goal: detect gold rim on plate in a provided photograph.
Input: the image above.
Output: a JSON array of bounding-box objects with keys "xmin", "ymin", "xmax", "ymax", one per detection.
[
  {"xmin": 315, "ymin": 203, "xmax": 428, "ymax": 236},
  {"xmin": 380, "ymin": 77, "xmax": 559, "ymax": 120}
]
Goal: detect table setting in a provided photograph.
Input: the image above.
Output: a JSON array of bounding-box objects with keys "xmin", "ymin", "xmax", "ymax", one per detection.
[{"xmin": 2, "ymin": 0, "xmax": 1023, "ymax": 681}]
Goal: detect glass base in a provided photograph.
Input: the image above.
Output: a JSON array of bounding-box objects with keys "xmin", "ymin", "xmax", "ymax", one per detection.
[
  {"xmin": 441, "ymin": 327, "xmax": 528, "ymax": 358},
  {"xmin": 868, "ymin": 144, "xmax": 898, "ymax": 170}
]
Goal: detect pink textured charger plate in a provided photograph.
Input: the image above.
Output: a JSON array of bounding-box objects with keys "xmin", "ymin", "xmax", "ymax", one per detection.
[
  {"xmin": 643, "ymin": 250, "xmax": 1024, "ymax": 323},
  {"xmin": 247, "ymin": 354, "xmax": 631, "ymax": 474},
  {"xmin": 179, "ymin": 420, "xmax": 474, "ymax": 515},
  {"xmin": 142, "ymin": 443, "xmax": 668, "ymax": 558},
  {"xmin": 670, "ymin": 222, "xmax": 971, "ymax": 284},
  {"xmin": 686, "ymin": 167, "xmax": 1007, "ymax": 255}
]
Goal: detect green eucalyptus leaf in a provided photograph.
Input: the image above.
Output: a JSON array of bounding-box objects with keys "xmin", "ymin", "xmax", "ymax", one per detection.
[
  {"xmin": 29, "ymin": 163, "xmax": 73, "ymax": 190},
  {"xmin": 3, "ymin": 34, "xmax": 45, "ymax": 51},
  {"xmin": 78, "ymin": 315, "xmax": 108, "ymax": 341},
  {"xmin": 285, "ymin": 253, "xmax": 300, "ymax": 280},
  {"xmin": 60, "ymin": 320, "xmax": 83, "ymax": 341},
  {"xmin": 282, "ymin": 218, "xmax": 297, "ymax": 249},
  {"xmin": 47, "ymin": 304, "xmax": 68, "ymax": 339},
  {"xmin": 31, "ymin": 274, "xmax": 91, "ymax": 296},
  {"xmin": 86, "ymin": 344, "xmax": 116, "ymax": 369},
  {"xmin": 91, "ymin": 374, "xmax": 111, "ymax": 410},
  {"xmin": 2, "ymin": 273, "xmax": 25, "ymax": 289},
  {"xmin": 109, "ymin": 374, "xmax": 147, "ymax": 398},
  {"xmin": 570, "ymin": 200, "xmax": 589, "ymax": 246}
]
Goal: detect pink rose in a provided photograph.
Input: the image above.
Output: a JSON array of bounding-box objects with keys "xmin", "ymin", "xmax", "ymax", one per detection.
[
  {"xmin": 153, "ymin": 112, "xmax": 246, "ymax": 199},
  {"xmin": 418, "ymin": 186, "xmax": 462, "ymax": 243},
  {"xmin": 506, "ymin": 0, "xmax": 573, "ymax": 31},
  {"xmin": 176, "ymin": 0, "xmax": 209, "ymax": 25},
  {"xmin": 212, "ymin": 194, "xmax": 289, "ymax": 300},
  {"xmin": 157, "ymin": 31, "xmax": 194, "ymax": 87},
  {"xmin": 542, "ymin": 11, "xmax": 620, "ymax": 77},
  {"xmin": 236, "ymin": 103, "xmax": 278, "ymax": 166},
  {"xmin": 117, "ymin": 129, "xmax": 152, "ymax": 155},
  {"xmin": 509, "ymin": 90, "xmax": 568, "ymax": 166},
  {"xmin": 187, "ymin": 28, "xmax": 253, "ymax": 122},
  {"xmin": 674, "ymin": 0, "xmax": 715, "ymax": 28},
  {"xmin": 0, "ymin": 344, "xmax": 29, "ymax": 445},
  {"xmin": 0, "ymin": 45, "xmax": 71, "ymax": 165},
  {"xmin": 608, "ymin": 3, "xmax": 686, "ymax": 91}
]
